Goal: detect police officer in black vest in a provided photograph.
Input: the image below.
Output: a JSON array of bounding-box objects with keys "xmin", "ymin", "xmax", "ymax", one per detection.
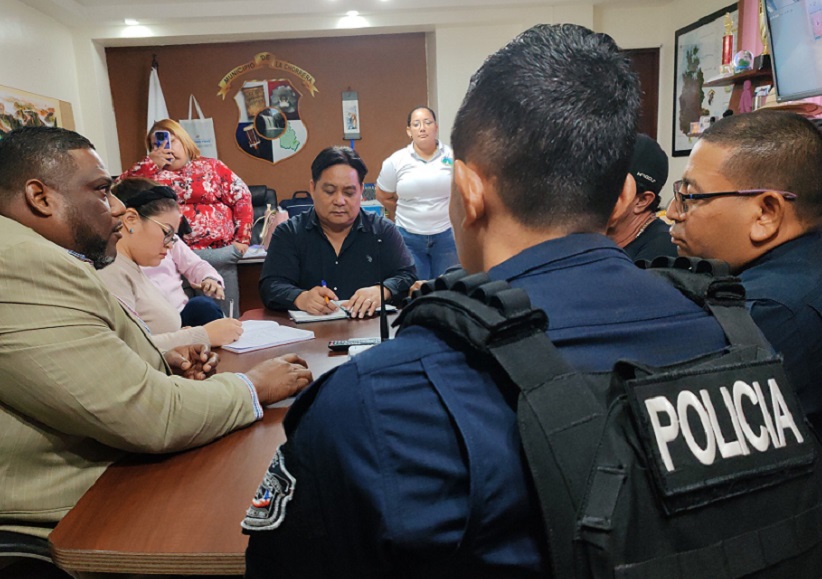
[{"xmin": 243, "ymin": 24, "xmax": 729, "ymax": 578}]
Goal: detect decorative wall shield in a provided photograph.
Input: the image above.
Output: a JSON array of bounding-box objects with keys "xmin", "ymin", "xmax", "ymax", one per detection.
[{"xmin": 234, "ymin": 79, "xmax": 309, "ymax": 165}]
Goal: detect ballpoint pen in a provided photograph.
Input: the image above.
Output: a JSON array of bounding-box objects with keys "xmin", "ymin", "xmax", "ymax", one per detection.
[{"xmin": 321, "ymin": 280, "xmax": 329, "ymax": 304}]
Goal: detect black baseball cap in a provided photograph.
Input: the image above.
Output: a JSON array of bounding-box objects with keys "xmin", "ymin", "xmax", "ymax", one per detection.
[{"xmin": 630, "ymin": 134, "xmax": 668, "ymax": 195}]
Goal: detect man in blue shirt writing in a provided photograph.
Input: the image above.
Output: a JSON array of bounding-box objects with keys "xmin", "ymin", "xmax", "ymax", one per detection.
[
  {"xmin": 244, "ymin": 24, "xmax": 728, "ymax": 578},
  {"xmin": 259, "ymin": 146, "xmax": 416, "ymax": 318}
]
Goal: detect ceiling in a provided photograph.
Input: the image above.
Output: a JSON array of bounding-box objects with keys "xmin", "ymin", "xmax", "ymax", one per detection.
[{"xmin": 20, "ymin": 0, "xmax": 664, "ymax": 29}]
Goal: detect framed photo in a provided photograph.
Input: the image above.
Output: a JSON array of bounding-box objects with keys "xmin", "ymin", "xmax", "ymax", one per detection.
[
  {"xmin": 0, "ymin": 84, "xmax": 73, "ymax": 140},
  {"xmin": 672, "ymin": 4, "xmax": 738, "ymax": 157}
]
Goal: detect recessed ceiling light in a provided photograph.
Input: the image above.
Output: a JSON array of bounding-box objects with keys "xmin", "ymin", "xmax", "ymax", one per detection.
[
  {"xmin": 124, "ymin": 18, "xmax": 139, "ymax": 26},
  {"xmin": 346, "ymin": 10, "xmax": 359, "ymax": 17}
]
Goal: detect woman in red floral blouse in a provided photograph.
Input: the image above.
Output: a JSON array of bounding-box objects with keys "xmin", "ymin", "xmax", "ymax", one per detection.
[{"xmin": 121, "ymin": 119, "xmax": 252, "ymax": 317}]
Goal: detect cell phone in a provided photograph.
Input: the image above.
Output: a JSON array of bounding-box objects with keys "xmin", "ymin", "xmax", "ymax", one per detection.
[{"xmin": 153, "ymin": 130, "xmax": 171, "ymax": 150}]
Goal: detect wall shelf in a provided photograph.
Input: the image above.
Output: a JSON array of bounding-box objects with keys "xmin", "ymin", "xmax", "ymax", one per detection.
[{"xmin": 703, "ymin": 68, "xmax": 772, "ymax": 88}]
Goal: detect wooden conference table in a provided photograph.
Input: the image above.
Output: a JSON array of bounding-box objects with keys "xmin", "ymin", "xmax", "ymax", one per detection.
[{"xmin": 48, "ymin": 309, "xmax": 396, "ymax": 576}]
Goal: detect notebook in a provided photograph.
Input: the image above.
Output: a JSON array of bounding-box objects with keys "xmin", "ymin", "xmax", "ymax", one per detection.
[
  {"xmin": 288, "ymin": 302, "xmax": 397, "ymax": 323},
  {"xmin": 221, "ymin": 320, "xmax": 314, "ymax": 353}
]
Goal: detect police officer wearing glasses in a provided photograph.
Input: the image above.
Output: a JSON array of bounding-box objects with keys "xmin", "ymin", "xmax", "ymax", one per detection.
[{"xmin": 667, "ymin": 109, "xmax": 822, "ymax": 432}]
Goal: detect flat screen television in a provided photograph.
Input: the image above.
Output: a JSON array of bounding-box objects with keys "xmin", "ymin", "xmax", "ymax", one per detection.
[{"xmin": 765, "ymin": 0, "xmax": 822, "ymax": 101}]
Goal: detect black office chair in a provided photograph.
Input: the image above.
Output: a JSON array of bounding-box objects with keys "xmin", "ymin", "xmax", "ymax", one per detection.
[
  {"xmin": 248, "ymin": 185, "xmax": 278, "ymax": 245},
  {"xmin": 0, "ymin": 531, "xmax": 71, "ymax": 578}
]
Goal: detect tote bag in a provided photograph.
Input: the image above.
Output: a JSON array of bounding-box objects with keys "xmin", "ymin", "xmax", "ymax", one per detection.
[{"xmin": 179, "ymin": 95, "xmax": 219, "ymax": 159}]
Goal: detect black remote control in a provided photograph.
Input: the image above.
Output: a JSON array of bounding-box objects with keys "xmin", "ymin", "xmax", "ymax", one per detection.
[{"xmin": 328, "ymin": 337, "xmax": 382, "ymax": 351}]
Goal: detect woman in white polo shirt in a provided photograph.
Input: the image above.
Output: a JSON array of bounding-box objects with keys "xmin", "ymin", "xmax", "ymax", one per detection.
[{"xmin": 376, "ymin": 106, "xmax": 458, "ymax": 279}]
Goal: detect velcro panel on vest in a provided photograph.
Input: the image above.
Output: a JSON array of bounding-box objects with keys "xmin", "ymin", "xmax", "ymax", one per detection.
[
  {"xmin": 580, "ymin": 466, "xmax": 626, "ymax": 531},
  {"xmin": 614, "ymin": 504, "xmax": 822, "ymax": 579},
  {"xmin": 396, "ymin": 291, "xmax": 549, "ymax": 361},
  {"xmin": 624, "ymin": 356, "xmax": 815, "ymax": 514}
]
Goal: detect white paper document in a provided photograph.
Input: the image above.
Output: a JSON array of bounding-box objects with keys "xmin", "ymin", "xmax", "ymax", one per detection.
[
  {"xmin": 221, "ymin": 320, "xmax": 314, "ymax": 353},
  {"xmin": 288, "ymin": 302, "xmax": 397, "ymax": 323}
]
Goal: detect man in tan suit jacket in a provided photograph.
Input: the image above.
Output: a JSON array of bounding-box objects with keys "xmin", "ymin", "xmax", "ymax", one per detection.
[{"xmin": 0, "ymin": 127, "xmax": 312, "ymax": 573}]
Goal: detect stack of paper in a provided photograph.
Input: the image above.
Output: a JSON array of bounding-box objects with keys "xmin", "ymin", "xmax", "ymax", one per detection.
[
  {"xmin": 221, "ymin": 320, "xmax": 314, "ymax": 353},
  {"xmin": 288, "ymin": 302, "xmax": 397, "ymax": 323},
  {"xmin": 288, "ymin": 308, "xmax": 348, "ymax": 323}
]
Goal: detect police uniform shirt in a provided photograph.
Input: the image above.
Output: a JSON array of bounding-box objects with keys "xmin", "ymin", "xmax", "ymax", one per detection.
[
  {"xmin": 738, "ymin": 231, "xmax": 822, "ymax": 431},
  {"xmin": 244, "ymin": 233, "xmax": 728, "ymax": 578},
  {"xmin": 623, "ymin": 217, "xmax": 678, "ymax": 263}
]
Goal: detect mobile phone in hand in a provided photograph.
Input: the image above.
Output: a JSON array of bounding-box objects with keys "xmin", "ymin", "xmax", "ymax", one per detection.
[{"xmin": 153, "ymin": 130, "xmax": 171, "ymax": 149}]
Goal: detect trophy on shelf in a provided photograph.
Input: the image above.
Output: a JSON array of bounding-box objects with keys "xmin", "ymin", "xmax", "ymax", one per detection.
[
  {"xmin": 755, "ymin": 0, "xmax": 771, "ymax": 71},
  {"xmin": 721, "ymin": 12, "xmax": 736, "ymax": 75}
]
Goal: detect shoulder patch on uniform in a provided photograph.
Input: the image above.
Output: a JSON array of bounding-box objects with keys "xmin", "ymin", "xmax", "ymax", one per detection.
[{"xmin": 241, "ymin": 448, "xmax": 296, "ymax": 532}]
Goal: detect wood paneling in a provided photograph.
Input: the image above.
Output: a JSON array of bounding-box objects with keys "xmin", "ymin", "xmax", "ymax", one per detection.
[{"xmin": 106, "ymin": 34, "xmax": 428, "ymax": 196}]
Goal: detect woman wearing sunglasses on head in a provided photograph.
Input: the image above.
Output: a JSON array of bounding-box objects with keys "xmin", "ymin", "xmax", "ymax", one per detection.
[{"xmin": 97, "ymin": 181, "xmax": 243, "ymax": 351}]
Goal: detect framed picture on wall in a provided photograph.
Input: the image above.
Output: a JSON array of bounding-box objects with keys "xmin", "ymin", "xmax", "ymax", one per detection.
[
  {"xmin": 672, "ymin": 3, "xmax": 738, "ymax": 157},
  {"xmin": 0, "ymin": 84, "xmax": 74, "ymax": 140}
]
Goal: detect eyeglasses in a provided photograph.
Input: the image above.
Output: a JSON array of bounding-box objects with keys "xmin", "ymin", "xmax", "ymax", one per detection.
[
  {"xmin": 145, "ymin": 216, "xmax": 177, "ymax": 246},
  {"xmin": 410, "ymin": 119, "xmax": 435, "ymax": 129},
  {"xmin": 671, "ymin": 180, "xmax": 797, "ymax": 214}
]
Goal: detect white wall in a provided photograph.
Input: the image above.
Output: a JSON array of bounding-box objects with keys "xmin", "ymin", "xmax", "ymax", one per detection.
[
  {"xmin": 0, "ymin": 0, "xmax": 81, "ymax": 127},
  {"xmin": 433, "ymin": 23, "xmax": 527, "ymax": 145},
  {"xmin": 431, "ymin": 4, "xmax": 595, "ymax": 144}
]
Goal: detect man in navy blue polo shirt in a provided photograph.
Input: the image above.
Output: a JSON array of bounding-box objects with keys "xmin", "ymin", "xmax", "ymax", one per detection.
[
  {"xmin": 244, "ymin": 24, "xmax": 728, "ymax": 578},
  {"xmin": 667, "ymin": 110, "xmax": 822, "ymax": 432},
  {"xmin": 259, "ymin": 146, "xmax": 416, "ymax": 318}
]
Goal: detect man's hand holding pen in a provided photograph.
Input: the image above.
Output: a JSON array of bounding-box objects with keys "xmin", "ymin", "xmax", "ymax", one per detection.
[{"xmin": 294, "ymin": 285, "xmax": 339, "ymax": 315}]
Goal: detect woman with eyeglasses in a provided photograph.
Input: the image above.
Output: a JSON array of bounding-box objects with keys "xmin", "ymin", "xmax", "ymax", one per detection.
[
  {"xmin": 375, "ymin": 106, "xmax": 458, "ymax": 279},
  {"xmin": 97, "ymin": 181, "xmax": 243, "ymax": 351}
]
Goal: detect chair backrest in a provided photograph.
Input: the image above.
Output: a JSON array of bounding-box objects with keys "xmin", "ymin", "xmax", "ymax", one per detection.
[
  {"xmin": 0, "ymin": 531, "xmax": 71, "ymax": 577},
  {"xmin": 248, "ymin": 185, "xmax": 278, "ymax": 245}
]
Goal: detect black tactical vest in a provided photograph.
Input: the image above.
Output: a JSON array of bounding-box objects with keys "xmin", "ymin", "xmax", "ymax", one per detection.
[{"xmin": 397, "ymin": 260, "xmax": 822, "ymax": 578}]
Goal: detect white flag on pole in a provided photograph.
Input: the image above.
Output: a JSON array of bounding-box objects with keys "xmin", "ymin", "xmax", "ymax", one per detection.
[{"xmin": 147, "ymin": 62, "xmax": 169, "ymax": 131}]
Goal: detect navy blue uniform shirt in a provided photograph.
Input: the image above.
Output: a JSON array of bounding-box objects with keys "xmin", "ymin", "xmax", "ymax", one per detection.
[
  {"xmin": 245, "ymin": 233, "xmax": 728, "ymax": 578},
  {"xmin": 623, "ymin": 217, "xmax": 678, "ymax": 263},
  {"xmin": 259, "ymin": 208, "xmax": 417, "ymax": 309},
  {"xmin": 739, "ymin": 232, "xmax": 822, "ymax": 431}
]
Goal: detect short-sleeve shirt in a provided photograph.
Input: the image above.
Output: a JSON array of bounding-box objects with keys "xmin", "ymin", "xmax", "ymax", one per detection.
[{"xmin": 376, "ymin": 142, "xmax": 454, "ymax": 235}]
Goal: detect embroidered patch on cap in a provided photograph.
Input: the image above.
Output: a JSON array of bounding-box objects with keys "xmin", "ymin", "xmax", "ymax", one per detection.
[{"xmin": 241, "ymin": 448, "xmax": 296, "ymax": 532}]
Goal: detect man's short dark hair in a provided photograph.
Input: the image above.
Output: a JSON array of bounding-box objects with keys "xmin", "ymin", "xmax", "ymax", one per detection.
[
  {"xmin": 310, "ymin": 146, "xmax": 367, "ymax": 184},
  {"xmin": 451, "ymin": 24, "xmax": 640, "ymax": 231},
  {"xmin": 0, "ymin": 127, "xmax": 95, "ymax": 208},
  {"xmin": 699, "ymin": 110, "xmax": 822, "ymax": 221}
]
